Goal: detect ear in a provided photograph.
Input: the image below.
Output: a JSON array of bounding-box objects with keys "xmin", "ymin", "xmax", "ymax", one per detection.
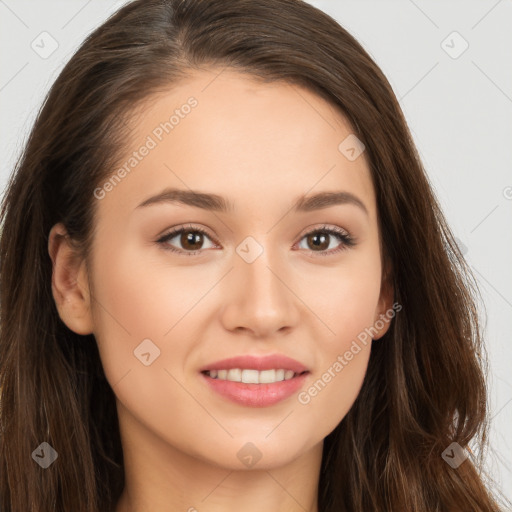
[
  {"xmin": 372, "ymin": 258, "xmax": 395, "ymax": 341},
  {"xmin": 48, "ymin": 223, "xmax": 94, "ymax": 335}
]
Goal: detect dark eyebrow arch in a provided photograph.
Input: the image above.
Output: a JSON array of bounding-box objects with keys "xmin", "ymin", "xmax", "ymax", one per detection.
[
  {"xmin": 136, "ymin": 188, "xmax": 234, "ymax": 212},
  {"xmin": 136, "ymin": 188, "xmax": 368, "ymax": 216},
  {"xmin": 295, "ymin": 191, "xmax": 368, "ymax": 216}
]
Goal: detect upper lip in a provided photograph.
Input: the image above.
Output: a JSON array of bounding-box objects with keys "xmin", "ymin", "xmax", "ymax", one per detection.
[{"xmin": 200, "ymin": 354, "xmax": 309, "ymax": 374}]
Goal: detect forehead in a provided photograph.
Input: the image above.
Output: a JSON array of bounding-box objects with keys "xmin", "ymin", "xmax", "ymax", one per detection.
[{"xmin": 99, "ymin": 68, "xmax": 376, "ymax": 221}]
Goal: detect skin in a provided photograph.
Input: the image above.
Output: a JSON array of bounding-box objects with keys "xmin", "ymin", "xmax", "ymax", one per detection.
[{"xmin": 48, "ymin": 68, "xmax": 394, "ymax": 512}]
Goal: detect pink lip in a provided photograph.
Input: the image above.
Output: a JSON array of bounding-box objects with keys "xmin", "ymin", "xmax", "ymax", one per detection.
[
  {"xmin": 199, "ymin": 354, "xmax": 309, "ymax": 374},
  {"xmin": 199, "ymin": 354, "xmax": 310, "ymax": 407},
  {"xmin": 201, "ymin": 372, "xmax": 309, "ymax": 407}
]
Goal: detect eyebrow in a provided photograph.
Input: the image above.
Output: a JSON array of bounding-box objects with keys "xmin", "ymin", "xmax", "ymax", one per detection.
[{"xmin": 136, "ymin": 187, "xmax": 369, "ymax": 216}]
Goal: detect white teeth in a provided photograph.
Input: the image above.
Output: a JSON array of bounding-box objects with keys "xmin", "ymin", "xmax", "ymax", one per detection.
[
  {"xmin": 241, "ymin": 369, "xmax": 259, "ymax": 384},
  {"xmin": 207, "ymin": 368, "xmax": 300, "ymax": 383},
  {"xmin": 226, "ymin": 368, "xmax": 242, "ymax": 382},
  {"xmin": 258, "ymin": 369, "xmax": 276, "ymax": 384}
]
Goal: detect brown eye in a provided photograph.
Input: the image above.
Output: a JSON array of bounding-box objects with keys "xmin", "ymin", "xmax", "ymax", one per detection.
[
  {"xmin": 297, "ymin": 226, "xmax": 356, "ymax": 256},
  {"xmin": 157, "ymin": 226, "xmax": 216, "ymax": 255},
  {"xmin": 306, "ymin": 232, "xmax": 330, "ymax": 251},
  {"xmin": 180, "ymin": 230, "xmax": 205, "ymax": 251}
]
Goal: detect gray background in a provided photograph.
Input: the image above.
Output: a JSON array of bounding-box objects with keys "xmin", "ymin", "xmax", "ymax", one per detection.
[{"xmin": 1, "ymin": 0, "xmax": 511, "ymax": 505}]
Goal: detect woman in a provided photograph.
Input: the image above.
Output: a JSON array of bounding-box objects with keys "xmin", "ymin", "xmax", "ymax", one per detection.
[{"xmin": 0, "ymin": 0, "xmax": 508, "ymax": 510}]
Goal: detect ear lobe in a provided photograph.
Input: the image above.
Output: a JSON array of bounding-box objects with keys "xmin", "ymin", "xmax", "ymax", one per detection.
[
  {"xmin": 48, "ymin": 223, "xmax": 94, "ymax": 335},
  {"xmin": 372, "ymin": 260, "xmax": 395, "ymax": 341}
]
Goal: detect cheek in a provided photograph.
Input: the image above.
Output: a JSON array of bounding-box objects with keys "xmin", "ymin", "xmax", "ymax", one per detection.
[
  {"xmin": 87, "ymin": 241, "xmax": 189, "ymax": 387},
  {"xmin": 297, "ymin": 251, "xmax": 382, "ymax": 339},
  {"xmin": 89, "ymin": 240, "xmax": 225, "ymax": 407},
  {"xmin": 88, "ymin": 246, "xmax": 201, "ymax": 445},
  {"xmin": 90, "ymin": 238, "xmax": 206, "ymax": 342},
  {"xmin": 294, "ymin": 253, "xmax": 381, "ymax": 432},
  {"xmin": 297, "ymin": 329, "xmax": 372, "ymax": 441}
]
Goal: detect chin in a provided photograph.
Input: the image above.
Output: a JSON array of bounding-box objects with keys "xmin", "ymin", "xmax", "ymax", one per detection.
[{"xmin": 199, "ymin": 435, "xmax": 313, "ymax": 471}]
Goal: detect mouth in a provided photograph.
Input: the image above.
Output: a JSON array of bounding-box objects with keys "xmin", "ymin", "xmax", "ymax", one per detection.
[{"xmin": 200, "ymin": 369, "xmax": 310, "ymax": 407}]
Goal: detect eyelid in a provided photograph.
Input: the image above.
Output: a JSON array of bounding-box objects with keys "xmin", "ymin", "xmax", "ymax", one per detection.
[{"xmin": 295, "ymin": 223, "xmax": 351, "ymax": 241}]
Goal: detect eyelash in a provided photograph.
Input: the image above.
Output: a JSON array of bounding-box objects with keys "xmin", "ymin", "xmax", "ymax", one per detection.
[{"xmin": 156, "ymin": 223, "xmax": 356, "ymax": 257}]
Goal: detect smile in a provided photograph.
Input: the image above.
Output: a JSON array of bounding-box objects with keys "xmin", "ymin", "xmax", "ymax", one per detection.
[
  {"xmin": 203, "ymin": 368, "xmax": 305, "ymax": 384},
  {"xmin": 201, "ymin": 370, "xmax": 310, "ymax": 407}
]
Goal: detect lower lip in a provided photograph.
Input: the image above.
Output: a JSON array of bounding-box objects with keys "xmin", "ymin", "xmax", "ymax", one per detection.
[{"xmin": 201, "ymin": 372, "xmax": 309, "ymax": 407}]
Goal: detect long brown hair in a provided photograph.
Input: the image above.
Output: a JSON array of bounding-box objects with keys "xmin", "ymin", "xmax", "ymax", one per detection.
[{"xmin": 0, "ymin": 0, "xmax": 508, "ymax": 510}]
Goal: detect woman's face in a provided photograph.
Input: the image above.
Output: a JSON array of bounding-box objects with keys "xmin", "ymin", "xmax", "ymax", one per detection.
[{"xmin": 69, "ymin": 68, "xmax": 393, "ymax": 469}]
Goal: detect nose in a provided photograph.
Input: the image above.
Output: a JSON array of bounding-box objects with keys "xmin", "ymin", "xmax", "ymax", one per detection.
[{"xmin": 219, "ymin": 244, "xmax": 300, "ymax": 338}]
